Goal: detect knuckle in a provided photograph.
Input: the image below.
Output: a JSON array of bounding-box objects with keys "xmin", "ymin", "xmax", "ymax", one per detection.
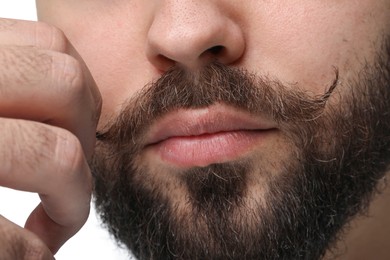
[
  {"xmin": 51, "ymin": 54, "xmax": 85, "ymax": 101},
  {"xmin": 0, "ymin": 120, "xmax": 89, "ymax": 195},
  {"xmin": 0, "ymin": 18, "xmax": 17, "ymax": 31},
  {"xmin": 0, "ymin": 45, "xmax": 85, "ymax": 102},
  {"xmin": 0, "ymin": 120, "xmax": 59, "ymax": 176},
  {"xmin": 0, "ymin": 216, "xmax": 45, "ymax": 260},
  {"xmin": 23, "ymin": 237, "xmax": 49, "ymax": 260},
  {"xmin": 34, "ymin": 21, "xmax": 68, "ymax": 51},
  {"xmin": 0, "ymin": 120, "xmax": 84, "ymax": 183},
  {"xmin": 0, "ymin": 46, "xmax": 52, "ymax": 87},
  {"xmin": 0, "ymin": 217, "xmax": 19, "ymax": 247}
]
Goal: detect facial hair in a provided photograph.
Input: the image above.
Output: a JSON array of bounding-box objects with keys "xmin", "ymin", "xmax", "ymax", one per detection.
[{"xmin": 91, "ymin": 40, "xmax": 390, "ymax": 259}]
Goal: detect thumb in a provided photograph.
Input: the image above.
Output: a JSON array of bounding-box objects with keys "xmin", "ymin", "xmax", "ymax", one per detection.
[{"xmin": 25, "ymin": 202, "xmax": 90, "ymax": 254}]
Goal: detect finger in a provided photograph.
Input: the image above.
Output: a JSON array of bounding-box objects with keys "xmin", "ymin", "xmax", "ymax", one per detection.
[
  {"xmin": 0, "ymin": 18, "xmax": 102, "ymax": 158},
  {"xmin": 25, "ymin": 203, "xmax": 90, "ymax": 254},
  {"xmin": 0, "ymin": 119, "xmax": 92, "ymax": 253},
  {"xmin": 0, "ymin": 45, "xmax": 101, "ymax": 158},
  {"xmin": 0, "ymin": 18, "xmax": 102, "ymax": 110},
  {"xmin": 0, "ymin": 18, "xmax": 69, "ymax": 51},
  {"xmin": 0, "ymin": 215, "xmax": 54, "ymax": 260}
]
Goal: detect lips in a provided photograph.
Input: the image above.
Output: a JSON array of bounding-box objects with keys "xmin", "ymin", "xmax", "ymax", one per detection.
[{"xmin": 144, "ymin": 103, "xmax": 277, "ymax": 168}]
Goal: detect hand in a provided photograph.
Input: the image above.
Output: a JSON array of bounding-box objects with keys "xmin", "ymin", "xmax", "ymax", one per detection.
[{"xmin": 0, "ymin": 18, "xmax": 102, "ymax": 257}]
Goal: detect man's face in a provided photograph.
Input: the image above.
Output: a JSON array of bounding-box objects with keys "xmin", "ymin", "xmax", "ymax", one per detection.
[{"xmin": 36, "ymin": 1, "xmax": 390, "ymax": 259}]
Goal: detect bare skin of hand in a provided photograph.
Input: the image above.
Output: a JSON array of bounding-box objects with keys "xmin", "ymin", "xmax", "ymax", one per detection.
[{"xmin": 0, "ymin": 18, "xmax": 102, "ymax": 258}]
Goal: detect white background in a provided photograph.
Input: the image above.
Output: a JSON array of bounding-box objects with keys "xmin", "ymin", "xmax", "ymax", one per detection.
[{"xmin": 0, "ymin": 2, "xmax": 131, "ymax": 259}]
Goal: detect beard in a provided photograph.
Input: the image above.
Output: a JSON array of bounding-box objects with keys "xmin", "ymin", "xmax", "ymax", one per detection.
[{"xmin": 91, "ymin": 40, "xmax": 390, "ymax": 259}]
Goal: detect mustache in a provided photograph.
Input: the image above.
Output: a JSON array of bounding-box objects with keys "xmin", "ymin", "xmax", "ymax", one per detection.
[{"xmin": 96, "ymin": 62, "xmax": 338, "ymax": 148}]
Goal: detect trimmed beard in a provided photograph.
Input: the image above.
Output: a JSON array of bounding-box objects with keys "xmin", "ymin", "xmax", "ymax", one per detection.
[{"xmin": 91, "ymin": 40, "xmax": 390, "ymax": 259}]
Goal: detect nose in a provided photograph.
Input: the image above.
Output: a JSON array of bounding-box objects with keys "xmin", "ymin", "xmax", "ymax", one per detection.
[{"xmin": 146, "ymin": 1, "xmax": 245, "ymax": 72}]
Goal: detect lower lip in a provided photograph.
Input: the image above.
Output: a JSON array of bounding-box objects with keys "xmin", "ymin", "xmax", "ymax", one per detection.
[{"xmin": 147, "ymin": 130, "xmax": 274, "ymax": 168}]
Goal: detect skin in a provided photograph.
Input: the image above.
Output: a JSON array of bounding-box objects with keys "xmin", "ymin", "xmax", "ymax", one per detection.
[{"xmin": 0, "ymin": 0, "xmax": 389, "ymax": 258}]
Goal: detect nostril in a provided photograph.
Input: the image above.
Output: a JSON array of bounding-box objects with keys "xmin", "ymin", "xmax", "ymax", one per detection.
[
  {"xmin": 199, "ymin": 45, "xmax": 225, "ymax": 64},
  {"xmin": 208, "ymin": 45, "xmax": 224, "ymax": 55}
]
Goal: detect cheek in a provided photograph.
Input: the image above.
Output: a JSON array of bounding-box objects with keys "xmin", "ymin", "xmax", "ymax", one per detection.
[
  {"xmin": 48, "ymin": 4, "xmax": 158, "ymax": 128},
  {"xmin": 242, "ymin": 1, "xmax": 388, "ymax": 94},
  {"xmin": 82, "ymin": 43, "xmax": 156, "ymax": 127}
]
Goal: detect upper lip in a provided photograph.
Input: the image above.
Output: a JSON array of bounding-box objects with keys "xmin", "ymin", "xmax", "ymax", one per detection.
[{"xmin": 145, "ymin": 103, "xmax": 277, "ymax": 146}]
